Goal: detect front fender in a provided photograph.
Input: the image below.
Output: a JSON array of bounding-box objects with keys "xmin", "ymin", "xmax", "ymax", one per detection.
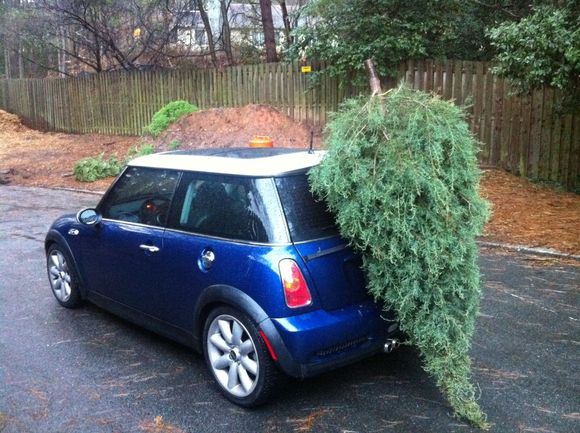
[{"xmin": 44, "ymin": 229, "xmax": 87, "ymax": 299}]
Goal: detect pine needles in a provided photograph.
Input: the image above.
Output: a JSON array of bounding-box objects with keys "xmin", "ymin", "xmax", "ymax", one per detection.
[{"xmin": 309, "ymin": 84, "xmax": 490, "ymax": 428}]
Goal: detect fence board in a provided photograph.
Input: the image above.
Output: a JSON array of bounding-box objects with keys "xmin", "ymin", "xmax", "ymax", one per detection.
[
  {"xmin": 550, "ymin": 95, "xmax": 563, "ymax": 183},
  {"xmin": 520, "ymin": 94, "xmax": 533, "ymax": 176},
  {"xmin": 416, "ymin": 59, "xmax": 425, "ymax": 91},
  {"xmin": 529, "ymin": 88, "xmax": 544, "ymax": 178},
  {"xmin": 509, "ymin": 96, "xmax": 522, "ymax": 173},
  {"xmin": 482, "ymin": 65, "xmax": 494, "ymax": 163},
  {"xmin": 539, "ymin": 88, "xmax": 554, "ymax": 179},
  {"xmin": 499, "ymin": 82, "xmax": 512, "ymax": 166},
  {"xmin": 490, "ymin": 76, "xmax": 504, "ymax": 165},
  {"xmin": 560, "ymin": 115, "xmax": 573, "ymax": 186},
  {"xmin": 569, "ymin": 115, "xmax": 580, "ymax": 189}
]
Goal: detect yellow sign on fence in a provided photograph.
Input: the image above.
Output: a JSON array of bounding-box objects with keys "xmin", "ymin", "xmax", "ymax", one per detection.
[{"xmin": 301, "ymin": 65, "xmax": 312, "ymax": 73}]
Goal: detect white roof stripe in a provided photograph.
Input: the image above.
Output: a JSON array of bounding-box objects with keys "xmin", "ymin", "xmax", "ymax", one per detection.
[{"xmin": 128, "ymin": 150, "xmax": 326, "ymax": 176}]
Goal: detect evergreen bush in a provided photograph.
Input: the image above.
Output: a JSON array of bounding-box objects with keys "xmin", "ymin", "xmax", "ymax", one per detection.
[
  {"xmin": 73, "ymin": 154, "xmax": 122, "ymax": 182},
  {"xmin": 144, "ymin": 100, "xmax": 198, "ymax": 136},
  {"xmin": 309, "ymin": 84, "xmax": 490, "ymax": 428}
]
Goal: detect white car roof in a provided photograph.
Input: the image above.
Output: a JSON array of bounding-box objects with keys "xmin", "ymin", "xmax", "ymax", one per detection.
[{"xmin": 128, "ymin": 148, "xmax": 326, "ymax": 176}]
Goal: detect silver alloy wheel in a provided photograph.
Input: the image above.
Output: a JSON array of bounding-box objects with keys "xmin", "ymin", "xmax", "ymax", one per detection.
[
  {"xmin": 206, "ymin": 314, "xmax": 259, "ymax": 398},
  {"xmin": 48, "ymin": 250, "xmax": 72, "ymax": 302}
]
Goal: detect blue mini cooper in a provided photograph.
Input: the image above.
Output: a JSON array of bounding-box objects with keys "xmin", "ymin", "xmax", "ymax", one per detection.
[{"xmin": 45, "ymin": 148, "xmax": 400, "ymax": 406}]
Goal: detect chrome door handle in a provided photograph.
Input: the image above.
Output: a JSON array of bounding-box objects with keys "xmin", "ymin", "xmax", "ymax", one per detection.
[{"xmin": 139, "ymin": 244, "xmax": 159, "ymax": 253}]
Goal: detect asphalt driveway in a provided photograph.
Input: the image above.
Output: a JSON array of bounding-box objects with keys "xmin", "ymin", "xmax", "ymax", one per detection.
[{"xmin": 0, "ymin": 186, "xmax": 578, "ymax": 433}]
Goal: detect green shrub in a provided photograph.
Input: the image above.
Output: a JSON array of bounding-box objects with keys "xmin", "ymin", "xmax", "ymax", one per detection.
[
  {"xmin": 74, "ymin": 154, "xmax": 122, "ymax": 182},
  {"xmin": 144, "ymin": 100, "xmax": 198, "ymax": 136},
  {"xmin": 125, "ymin": 143, "xmax": 155, "ymax": 163},
  {"xmin": 168, "ymin": 139, "xmax": 182, "ymax": 150},
  {"xmin": 309, "ymin": 85, "xmax": 490, "ymax": 428},
  {"xmin": 74, "ymin": 143, "xmax": 156, "ymax": 183}
]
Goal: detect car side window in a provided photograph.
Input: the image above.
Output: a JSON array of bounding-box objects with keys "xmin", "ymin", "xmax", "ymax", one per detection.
[
  {"xmin": 168, "ymin": 174, "xmax": 286, "ymax": 243},
  {"xmin": 99, "ymin": 167, "xmax": 179, "ymax": 227}
]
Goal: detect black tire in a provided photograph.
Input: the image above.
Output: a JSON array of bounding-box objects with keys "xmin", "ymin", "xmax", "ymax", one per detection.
[
  {"xmin": 46, "ymin": 244, "xmax": 83, "ymax": 308},
  {"xmin": 203, "ymin": 306, "xmax": 280, "ymax": 407}
]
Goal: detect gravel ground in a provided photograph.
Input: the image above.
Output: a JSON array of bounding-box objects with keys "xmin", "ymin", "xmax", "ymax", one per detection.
[{"xmin": 0, "ymin": 186, "xmax": 578, "ymax": 433}]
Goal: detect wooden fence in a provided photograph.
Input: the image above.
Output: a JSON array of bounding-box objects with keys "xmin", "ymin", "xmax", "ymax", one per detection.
[
  {"xmin": 0, "ymin": 62, "xmax": 351, "ymax": 134},
  {"xmin": 0, "ymin": 60, "xmax": 578, "ymax": 190},
  {"xmin": 400, "ymin": 60, "xmax": 580, "ymax": 191}
]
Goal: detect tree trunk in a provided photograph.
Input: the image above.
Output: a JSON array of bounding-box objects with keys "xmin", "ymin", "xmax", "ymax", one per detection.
[
  {"xmin": 58, "ymin": 28, "xmax": 67, "ymax": 77},
  {"xmin": 365, "ymin": 58, "xmax": 382, "ymax": 96},
  {"xmin": 259, "ymin": 0, "xmax": 277, "ymax": 62},
  {"xmin": 279, "ymin": 0, "xmax": 292, "ymax": 48},
  {"xmin": 219, "ymin": 0, "xmax": 233, "ymax": 65},
  {"xmin": 195, "ymin": 0, "xmax": 217, "ymax": 67}
]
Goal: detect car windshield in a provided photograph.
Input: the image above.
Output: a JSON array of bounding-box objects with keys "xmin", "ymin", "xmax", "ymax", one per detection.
[{"xmin": 275, "ymin": 173, "xmax": 339, "ymax": 242}]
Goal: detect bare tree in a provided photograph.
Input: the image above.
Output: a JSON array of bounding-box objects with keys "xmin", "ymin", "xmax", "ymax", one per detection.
[
  {"xmin": 194, "ymin": 0, "xmax": 218, "ymax": 67},
  {"xmin": 278, "ymin": 0, "xmax": 292, "ymax": 47},
  {"xmin": 259, "ymin": 0, "xmax": 277, "ymax": 62},
  {"xmin": 1, "ymin": 0, "xmax": 25, "ymax": 78},
  {"xmin": 219, "ymin": 0, "xmax": 234, "ymax": 65},
  {"xmin": 2, "ymin": 0, "xmax": 200, "ymax": 75}
]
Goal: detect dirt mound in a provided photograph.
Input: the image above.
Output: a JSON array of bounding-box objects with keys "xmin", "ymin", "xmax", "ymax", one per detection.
[
  {"xmin": 0, "ymin": 110, "xmax": 29, "ymax": 133},
  {"xmin": 156, "ymin": 104, "xmax": 321, "ymax": 150}
]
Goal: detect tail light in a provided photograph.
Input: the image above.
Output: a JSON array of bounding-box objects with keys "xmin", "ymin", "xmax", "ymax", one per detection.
[{"xmin": 279, "ymin": 259, "xmax": 312, "ymax": 308}]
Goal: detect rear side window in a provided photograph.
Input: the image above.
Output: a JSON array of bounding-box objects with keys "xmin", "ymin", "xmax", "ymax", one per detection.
[
  {"xmin": 275, "ymin": 174, "xmax": 339, "ymax": 242},
  {"xmin": 99, "ymin": 167, "xmax": 179, "ymax": 227},
  {"xmin": 168, "ymin": 173, "xmax": 287, "ymax": 243}
]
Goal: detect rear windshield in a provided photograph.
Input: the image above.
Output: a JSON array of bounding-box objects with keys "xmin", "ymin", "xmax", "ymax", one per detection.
[{"xmin": 275, "ymin": 173, "xmax": 339, "ymax": 242}]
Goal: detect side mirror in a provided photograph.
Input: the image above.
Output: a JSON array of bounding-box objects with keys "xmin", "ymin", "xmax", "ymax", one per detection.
[{"xmin": 76, "ymin": 208, "xmax": 102, "ymax": 226}]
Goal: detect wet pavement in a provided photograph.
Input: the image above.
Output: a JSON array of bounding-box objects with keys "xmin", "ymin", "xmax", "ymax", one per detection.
[{"xmin": 0, "ymin": 185, "xmax": 578, "ymax": 433}]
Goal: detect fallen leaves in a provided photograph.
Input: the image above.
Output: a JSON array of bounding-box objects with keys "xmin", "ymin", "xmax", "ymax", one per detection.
[{"xmin": 139, "ymin": 415, "xmax": 186, "ymax": 433}]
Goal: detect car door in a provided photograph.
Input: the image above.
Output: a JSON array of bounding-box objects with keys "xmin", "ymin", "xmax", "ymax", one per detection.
[
  {"xmin": 80, "ymin": 166, "xmax": 180, "ymax": 315},
  {"xmin": 154, "ymin": 172, "xmax": 289, "ymax": 331}
]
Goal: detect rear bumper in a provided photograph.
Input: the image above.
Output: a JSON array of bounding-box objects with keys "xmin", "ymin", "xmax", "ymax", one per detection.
[{"xmin": 259, "ymin": 301, "xmax": 398, "ymax": 378}]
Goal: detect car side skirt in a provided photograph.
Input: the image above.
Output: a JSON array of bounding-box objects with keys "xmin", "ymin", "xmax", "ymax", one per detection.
[{"xmin": 87, "ymin": 291, "xmax": 195, "ymax": 349}]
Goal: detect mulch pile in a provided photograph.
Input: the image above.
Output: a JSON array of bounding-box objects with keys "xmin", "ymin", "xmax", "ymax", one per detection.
[
  {"xmin": 480, "ymin": 169, "xmax": 580, "ymax": 255},
  {"xmin": 0, "ymin": 109, "xmax": 30, "ymax": 133},
  {"xmin": 156, "ymin": 104, "xmax": 321, "ymax": 150}
]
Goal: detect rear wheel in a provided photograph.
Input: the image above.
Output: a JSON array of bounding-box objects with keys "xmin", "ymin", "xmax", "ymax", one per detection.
[
  {"xmin": 46, "ymin": 244, "xmax": 83, "ymax": 308},
  {"xmin": 203, "ymin": 306, "xmax": 279, "ymax": 407}
]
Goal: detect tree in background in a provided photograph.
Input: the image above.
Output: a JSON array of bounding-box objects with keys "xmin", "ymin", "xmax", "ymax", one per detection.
[
  {"xmin": 0, "ymin": 0, "xmax": 205, "ymax": 76},
  {"xmin": 276, "ymin": 0, "xmax": 308, "ymax": 49},
  {"xmin": 0, "ymin": 0, "xmax": 309, "ymax": 76},
  {"xmin": 287, "ymin": 0, "xmax": 464, "ymax": 82},
  {"xmin": 286, "ymin": 0, "xmax": 536, "ymax": 82},
  {"xmin": 488, "ymin": 1, "xmax": 579, "ymax": 111},
  {"xmin": 259, "ymin": 0, "xmax": 277, "ymax": 62},
  {"xmin": 194, "ymin": 0, "xmax": 218, "ymax": 67},
  {"xmin": 444, "ymin": 0, "xmax": 532, "ymax": 60},
  {"xmin": 1, "ymin": 0, "xmax": 36, "ymax": 78},
  {"xmin": 34, "ymin": 0, "xmax": 196, "ymax": 73}
]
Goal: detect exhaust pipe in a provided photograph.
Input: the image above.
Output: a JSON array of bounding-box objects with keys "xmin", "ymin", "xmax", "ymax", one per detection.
[{"xmin": 383, "ymin": 338, "xmax": 400, "ymax": 353}]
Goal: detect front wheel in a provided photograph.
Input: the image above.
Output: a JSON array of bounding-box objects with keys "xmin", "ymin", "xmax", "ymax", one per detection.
[
  {"xmin": 203, "ymin": 306, "xmax": 280, "ymax": 407},
  {"xmin": 46, "ymin": 244, "xmax": 83, "ymax": 308}
]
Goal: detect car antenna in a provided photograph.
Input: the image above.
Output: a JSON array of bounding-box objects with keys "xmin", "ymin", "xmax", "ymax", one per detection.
[{"xmin": 308, "ymin": 130, "xmax": 314, "ymax": 154}]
